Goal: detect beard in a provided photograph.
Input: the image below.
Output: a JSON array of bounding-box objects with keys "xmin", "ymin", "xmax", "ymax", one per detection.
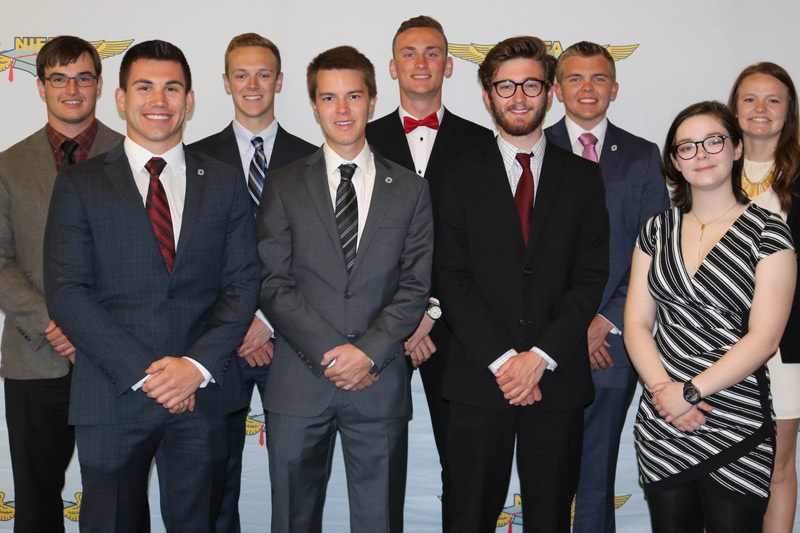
[{"xmin": 489, "ymin": 97, "xmax": 547, "ymax": 137}]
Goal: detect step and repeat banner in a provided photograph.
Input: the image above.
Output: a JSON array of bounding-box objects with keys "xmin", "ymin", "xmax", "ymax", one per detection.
[{"xmin": 0, "ymin": 0, "xmax": 798, "ymax": 530}]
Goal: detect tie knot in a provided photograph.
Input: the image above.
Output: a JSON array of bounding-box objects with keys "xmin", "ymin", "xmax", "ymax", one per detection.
[
  {"xmin": 61, "ymin": 139, "xmax": 79, "ymax": 156},
  {"xmin": 579, "ymin": 132, "xmax": 598, "ymax": 148},
  {"xmin": 515, "ymin": 152, "xmax": 532, "ymax": 168},
  {"xmin": 251, "ymin": 136, "xmax": 264, "ymax": 150},
  {"xmin": 145, "ymin": 157, "xmax": 167, "ymax": 178},
  {"xmin": 339, "ymin": 163, "xmax": 356, "ymax": 182}
]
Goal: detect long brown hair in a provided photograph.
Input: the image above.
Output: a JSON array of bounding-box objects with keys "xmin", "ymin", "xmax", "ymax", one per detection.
[{"xmin": 728, "ymin": 62, "xmax": 800, "ymax": 212}]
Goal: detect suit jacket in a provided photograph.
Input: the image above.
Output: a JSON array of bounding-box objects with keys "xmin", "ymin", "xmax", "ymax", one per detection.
[
  {"xmin": 435, "ymin": 138, "xmax": 610, "ymax": 411},
  {"xmin": 780, "ymin": 177, "xmax": 800, "ymax": 363},
  {"xmin": 188, "ymin": 121, "xmax": 317, "ymax": 174},
  {"xmin": 0, "ymin": 122, "xmax": 122, "ymax": 380},
  {"xmin": 257, "ymin": 147, "xmax": 433, "ymax": 419},
  {"xmin": 43, "ymin": 142, "xmax": 260, "ymax": 425},
  {"xmin": 546, "ymin": 118, "xmax": 669, "ymax": 367}
]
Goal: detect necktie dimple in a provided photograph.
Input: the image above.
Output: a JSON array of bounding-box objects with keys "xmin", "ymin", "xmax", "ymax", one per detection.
[
  {"xmin": 403, "ymin": 113, "xmax": 440, "ymax": 134},
  {"xmin": 335, "ymin": 163, "xmax": 358, "ymax": 272},
  {"xmin": 249, "ymin": 136, "xmax": 267, "ymax": 216},
  {"xmin": 60, "ymin": 139, "xmax": 79, "ymax": 170},
  {"xmin": 144, "ymin": 157, "xmax": 175, "ymax": 274},
  {"xmin": 514, "ymin": 152, "xmax": 534, "ymax": 245},
  {"xmin": 579, "ymin": 132, "xmax": 599, "ymax": 163}
]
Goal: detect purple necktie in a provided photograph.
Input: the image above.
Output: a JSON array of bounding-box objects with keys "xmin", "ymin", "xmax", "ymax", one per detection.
[{"xmin": 579, "ymin": 132, "xmax": 599, "ymax": 163}]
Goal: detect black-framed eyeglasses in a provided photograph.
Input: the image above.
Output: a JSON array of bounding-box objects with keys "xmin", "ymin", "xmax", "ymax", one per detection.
[
  {"xmin": 673, "ymin": 135, "xmax": 729, "ymax": 160},
  {"xmin": 44, "ymin": 74, "xmax": 97, "ymax": 88},
  {"xmin": 491, "ymin": 78, "xmax": 547, "ymax": 99}
]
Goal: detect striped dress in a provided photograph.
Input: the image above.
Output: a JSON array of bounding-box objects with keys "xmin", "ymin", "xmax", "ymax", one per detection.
[{"xmin": 633, "ymin": 204, "xmax": 794, "ymax": 506}]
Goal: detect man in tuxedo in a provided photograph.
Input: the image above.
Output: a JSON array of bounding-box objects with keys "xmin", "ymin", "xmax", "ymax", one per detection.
[
  {"xmin": 435, "ymin": 36, "xmax": 609, "ymax": 532},
  {"xmin": 257, "ymin": 46, "xmax": 433, "ymax": 533},
  {"xmin": 188, "ymin": 32, "xmax": 316, "ymax": 532},
  {"xmin": 365, "ymin": 18, "xmax": 493, "ymax": 529},
  {"xmin": 0, "ymin": 35, "xmax": 122, "ymax": 532},
  {"xmin": 43, "ymin": 40, "xmax": 259, "ymax": 531},
  {"xmin": 544, "ymin": 41, "xmax": 668, "ymax": 533}
]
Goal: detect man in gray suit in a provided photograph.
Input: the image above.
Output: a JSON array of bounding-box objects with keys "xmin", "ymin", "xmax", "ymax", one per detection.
[
  {"xmin": 0, "ymin": 35, "xmax": 121, "ymax": 532},
  {"xmin": 257, "ymin": 46, "xmax": 433, "ymax": 533}
]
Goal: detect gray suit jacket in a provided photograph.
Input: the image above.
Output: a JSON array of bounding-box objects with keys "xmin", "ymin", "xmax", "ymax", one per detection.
[
  {"xmin": 0, "ymin": 122, "xmax": 122, "ymax": 380},
  {"xmin": 257, "ymin": 147, "xmax": 433, "ymax": 419}
]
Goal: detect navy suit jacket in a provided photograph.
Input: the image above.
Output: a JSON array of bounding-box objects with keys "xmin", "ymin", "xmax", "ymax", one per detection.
[
  {"xmin": 44, "ymin": 141, "xmax": 260, "ymax": 425},
  {"xmin": 546, "ymin": 118, "xmax": 669, "ymax": 368}
]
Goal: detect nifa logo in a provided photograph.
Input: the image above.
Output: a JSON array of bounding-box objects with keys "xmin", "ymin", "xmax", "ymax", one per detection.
[
  {"xmin": 448, "ymin": 41, "xmax": 639, "ymax": 65},
  {"xmin": 0, "ymin": 37, "xmax": 134, "ymax": 82}
]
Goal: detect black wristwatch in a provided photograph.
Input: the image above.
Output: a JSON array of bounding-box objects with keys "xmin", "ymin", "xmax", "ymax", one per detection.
[
  {"xmin": 683, "ymin": 380, "xmax": 702, "ymax": 405},
  {"xmin": 426, "ymin": 304, "xmax": 442, "ymax": 321}
]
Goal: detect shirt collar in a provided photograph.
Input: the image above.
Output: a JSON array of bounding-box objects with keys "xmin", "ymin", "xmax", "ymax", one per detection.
[
  {"xmin": 398, "ymin": 105, "xmax": 444, "ymax": 124},
  {"xmin": 322, "ymin": 141, "xmax": 374, "ymax": 178},
  {"xmin": 564, "ymin": 116, "xmax": 608, "ymax": 151},
  {"xmin": 124, "ymin": 137, "xmax": 186, "ymax": 175},
  {"xmin": 497, "ymin": 132, "xmax": 546, "ymax": 161},
  {"xmin": 46, "ymin": 119, "xmax": 99, "ymax": 165},
  {"xmin": 232, "ymin": 118, "xmax": 279, "ymax": 154}
]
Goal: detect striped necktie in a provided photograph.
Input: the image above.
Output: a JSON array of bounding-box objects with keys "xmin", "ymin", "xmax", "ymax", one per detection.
[
  {"xmin": 335, "ymin": 163, "xmax": 358, "ymax": 272},
  {"xmin": 145, "ymin": 157, "xmax": 175, "ymax": 274},
  {"xmin": 248, "ymin": 136, "xmax": 267, "ymax": 216}
]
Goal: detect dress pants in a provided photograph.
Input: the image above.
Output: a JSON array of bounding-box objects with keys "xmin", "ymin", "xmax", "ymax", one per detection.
[
  {"xmin": 447, "ymin": 401, "xmax": 583, "ymax": 533},
  {"xmin": 268, "ymin": 387, "xmax": 408, "ymax": 533},
  {"xmin": 4, "ymin": 372, "xmax": 74, "ymax": 533}
]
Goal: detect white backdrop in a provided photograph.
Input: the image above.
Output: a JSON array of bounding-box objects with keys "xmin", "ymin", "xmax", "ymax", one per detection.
[{"xmin": 0, "ymin": 0, "xmax": 799, "ymax": 530}]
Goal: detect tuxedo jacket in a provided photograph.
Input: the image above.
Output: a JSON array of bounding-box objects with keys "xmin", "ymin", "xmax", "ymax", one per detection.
[
  {"xmin": 0, "ymin": 122, "xmax": 122, "ymax": 380},
  {"xmin": 44, "ymin": 142, "xmax": 260, "ymax": 425},
  {"xmin": 435, "ymin": 138, "xmax": 610, "ymax": 411},
  {"xmin": 257, "ymin": 147, "xmax": 433, "ymax": 419},
  {"xmin": 546, "ymin": 118, "xmax": 669, "ymax": 368},
  {"xmin": 188, "ymin": 121, "xmax": 317, "ymax": 175}
]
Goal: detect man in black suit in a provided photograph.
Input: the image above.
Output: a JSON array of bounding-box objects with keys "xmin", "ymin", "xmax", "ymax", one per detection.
[
  {"xmin": 365, "ymin": 17, "xmax": 493, "ymax": 529},
  {"xmin": 545, "ymin": 41, "xmax": 669, "ymax": 533},
  {"xmin": 435, "ymin": 36, "xmax": 609, "ymax": 532},
  {"xmin": 44, "ymin": 40, "xmax": 259, "ymax": 531},
  {"xmin": 188, "ymin": 32, "xmax": 316, "ymax": 532}
]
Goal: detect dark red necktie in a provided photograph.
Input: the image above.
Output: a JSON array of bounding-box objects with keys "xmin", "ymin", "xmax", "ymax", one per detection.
[
  {"xmin": 514, "ymin": 152, "xmax": 534, "ymax": 245},
  {"xmin": 403, "ymin": 113, "xmax": 440, "ymax": 134},
  {"xmin": 145, "ymin": 157, "xmax": 175, "ymax": 274}
]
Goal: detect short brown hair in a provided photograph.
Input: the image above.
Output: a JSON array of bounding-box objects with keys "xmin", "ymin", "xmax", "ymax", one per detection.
[
  {"xmin": 556, "ymin": 41, "xmax": 615, "ymax": 84},
  {"xmin": 477, "ymin": 36, "xmax": 556, "ymax": 92},
  {"xmin": 391, "ymin": 15, "xmax": 447, "ymax": 57},
  {"xmin": 224, "ymin": 33, "xmax": 281, "ymax": 76},
  {"xmin": 119, "ymin": 40, "xmax": 192, "ymax": 92},
  {"xmin": 306, "ymin": 46, "xmax": 376, "ymax": 101},
  {"xmin": 36, "ymin": 35, "xmax": 102, "ymax": 80}
]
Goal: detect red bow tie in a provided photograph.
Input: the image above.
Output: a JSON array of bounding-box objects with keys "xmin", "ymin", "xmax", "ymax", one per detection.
[{"xmin": 403, "ymin": 113, "xmax": 440, "ymax": 133}]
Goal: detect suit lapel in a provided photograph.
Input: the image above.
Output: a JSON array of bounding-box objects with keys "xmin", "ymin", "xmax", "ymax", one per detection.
[
  {"xmin": 270, "ymin": 126, "xmax": 292, "ymax": 170},
  {"xmin": 30, "ymin": 128, "xmax": 59, "ymax": 198},
  {"xmin": 303, "ymin": 151, "xmax": 347, "ymax": 268},
  {"xmin": 425, "ymin": 108, "xmax": 455, "ymax": 175},
  {"xmin": 598, "ymin": 121, "xmax": 622, "ymax": 182},
  {"xmin": 350, "ymin": 153, "xmax": 396, "ymax": 275},
  {"xmin": 177, "ymin": 149, "xmax": 207, "ymax": 263},
  {"xmin": 379, "ymin": 111, "xmax": 415, "ymax": 170},
  {"xmin": 481, "ymin": 146, "xmax": 528, "ymax": 251},
  {"xmin": 526, "ymin": 145, "xmax": 563, "ymax": 255}
]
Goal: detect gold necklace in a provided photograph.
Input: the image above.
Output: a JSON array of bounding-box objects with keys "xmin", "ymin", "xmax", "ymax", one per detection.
[
  {"xmin": 690, "ymin": 201, "xmax": 739, "ymax": 268},
  {"xmin": 742, "ymin": 166, "xmax": 775, "ymax": 198}
]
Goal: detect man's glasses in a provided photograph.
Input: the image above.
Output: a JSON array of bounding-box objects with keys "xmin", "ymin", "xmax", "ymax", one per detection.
[
  {"xmin": 44, "ymin": 74, "xmax": 98, "ymax": 88},
  {"xmin": 491, "ymin": 78, "xmax": 547, "ymax": 99}
]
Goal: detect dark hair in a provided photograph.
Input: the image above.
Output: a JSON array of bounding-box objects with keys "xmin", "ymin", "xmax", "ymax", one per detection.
[
  {"xmin": 224, "ymin": 33, "xmax": 281, "ymax": 76},
  {"xmin": 392, "ymin": 15, "xmax": 447, "ymax": 56},
  {"xmin": 663, "ymin": 101, "xmax": 747, "ymax": 211},
  {"xmin": 119, "ymin": 40, "xmax": 192, "ymax": 92},
  {"xmin": 36, "ymin": 35, "xmax": 101, "ymax": 80},
  {"xmin": 306, "ymin": 46, "xmax": 376, "ymax": 101},
  {"xmin": 728, "ymin": 62, "xmax": 800, "ymax": 212},
  {"xmin": 555, "ymin": 41, "xmax": 615, "ymax": 84},
  {"xmin": 477, "ymin": 36, "xmax": 556, "ymax": 91}
]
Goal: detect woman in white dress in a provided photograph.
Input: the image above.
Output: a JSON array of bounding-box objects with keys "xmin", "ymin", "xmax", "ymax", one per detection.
[{"xmin": 729, "ymin": 62, "xmax": 800, "ymax": 533}]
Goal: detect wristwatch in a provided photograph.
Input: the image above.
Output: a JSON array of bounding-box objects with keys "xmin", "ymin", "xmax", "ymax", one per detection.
[
  {"xmin": 683, "ymin": 380, "xmax": 702, "ymax": 405},
  {"xmin": 426, "ymin": 304, "xmax": 442, "ymax": 321}
]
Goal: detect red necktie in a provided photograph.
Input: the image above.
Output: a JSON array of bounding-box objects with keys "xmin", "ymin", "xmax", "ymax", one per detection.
[
  {"xmin": 403, "ymin": 113, "xmax": 440, "ymax": 134},
  {"xmin": 145, "ymin": 157, "xmax": 176, "ymax": 274},
  {"xmin": 514, "ymin": 152, "xmax": 534, "ymax": 245}
]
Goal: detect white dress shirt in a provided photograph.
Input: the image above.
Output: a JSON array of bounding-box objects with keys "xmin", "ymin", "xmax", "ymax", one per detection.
[
  {"xmin": 399, "ymin": 105, "xmax": 444, "ymax": 177},
  {"xmin": 322, "ymin": 141, "xmax": 376, "ymax": 250}
]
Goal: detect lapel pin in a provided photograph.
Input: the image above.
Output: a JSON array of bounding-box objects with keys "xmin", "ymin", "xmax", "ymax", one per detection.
[
  {"xmin": 385, "ymin": 177, "xmax": 392, "ymax": 184},
  {"xmin": 610, "ymin": 145, "xmax": 618, "ymax": 152},
  {"xmin": 198, "ymin": 169, "xmax": 205, "ymax": 175}
]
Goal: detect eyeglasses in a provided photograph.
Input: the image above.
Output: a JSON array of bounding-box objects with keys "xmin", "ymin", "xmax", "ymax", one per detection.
[
  {"xmin": 491, "ymin": 78, "xmax": 547, "ymax": 99},
  {"xmin": 673, "ymin": 135, "xmax": 729, "ymax": 160},
  {"xmin": 44, "ymin": 74, "xmax": 97, "ymax": 88}
]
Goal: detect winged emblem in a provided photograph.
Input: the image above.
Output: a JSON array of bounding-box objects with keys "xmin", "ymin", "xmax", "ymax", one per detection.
[
  {"xmin": 89, "ymin": 39, "xmax": 134, "ymax": 60},
  {"xmin": 0, "ymin": 39, "xmax": 134, "ymax": 82},
  {"xmin": 449, "ymin": 42, "xmax": 639, "ymax": 66}
]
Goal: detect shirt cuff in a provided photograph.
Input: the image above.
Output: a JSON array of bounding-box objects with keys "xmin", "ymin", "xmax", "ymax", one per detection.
[
  {"xmin": 184, "ymin": 357, "xmax": 213, "ymax": 388},
  {"xmin": 132, "ymin": 374, "xmax": 151, "ymax": 391},
  {"xmin": 531, "ymin": 347, "xmax": 557, "ymax": 371},
  {"xmin": 429, "ymin": 297, "xmax": 440, "ymax": 306},
  {"xmin": 489, "ymin": 349, "xmax": 517, "ymax": 375},
  {"xmin": 597, "ymin": 313, "xmax": 621, "ymax": 335},
  {"xmin": 255, "ymin": 309, "xmax": 274, "ymax": 337}
]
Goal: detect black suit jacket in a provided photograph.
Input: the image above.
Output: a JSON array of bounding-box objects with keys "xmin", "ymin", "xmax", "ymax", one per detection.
[
  {"xmin": 44, "ymin": 142, "xmax": 260, "ymax": 424},
  {"xmin": 435, "ymin": 138, "xmax": 610, "ymax": 410},
  {"xmin": 780, "ymin": 178, "xmax": 800, "ymax": 363}
]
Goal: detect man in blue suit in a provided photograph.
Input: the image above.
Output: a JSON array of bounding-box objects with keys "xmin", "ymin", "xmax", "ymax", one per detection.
[
  {"xmin": 44, "ymin": 40, "xmax": 259, "ymax": 531},
  {"xmin": 545, "ymin": 41, "xmax": 669, "ymax": 533}
]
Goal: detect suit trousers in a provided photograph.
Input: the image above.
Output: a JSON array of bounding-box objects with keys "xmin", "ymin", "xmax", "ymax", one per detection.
[
  {"xmin": 447, "ymin": 401, "xmax": 584, "ymax": 533},
  {"xmin": 75, "ymin": 410, "xmax": 228, "ymax": 533},
  {"xmin": 267, "ymin": 387, "xmax": 408, "ymax": 533},
  {"xmin": 4, "ymin": 372, "xmax": 74, "ymax": 532}
]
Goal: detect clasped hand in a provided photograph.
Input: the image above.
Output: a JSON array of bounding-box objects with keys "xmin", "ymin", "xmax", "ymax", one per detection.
[
  {"xmin": 495, "ymin": 351, "xmax": 548, "ymax": 406},
  {"xmin": 322, "ymin": 344, "xmax": 378, "ymax": 391},
  {"xmin": 650, "ymin": 381, "xmax": 713, "ymax": 433},
  {"xmin": 142, "ymin": 357, "xmax": 204, "ymax": 415}
]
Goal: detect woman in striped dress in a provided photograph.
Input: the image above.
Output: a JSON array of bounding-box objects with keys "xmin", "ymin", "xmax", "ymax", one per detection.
[{"xmin": 624, "ymin": 101, "xmax": 796, "ymax": 533}]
